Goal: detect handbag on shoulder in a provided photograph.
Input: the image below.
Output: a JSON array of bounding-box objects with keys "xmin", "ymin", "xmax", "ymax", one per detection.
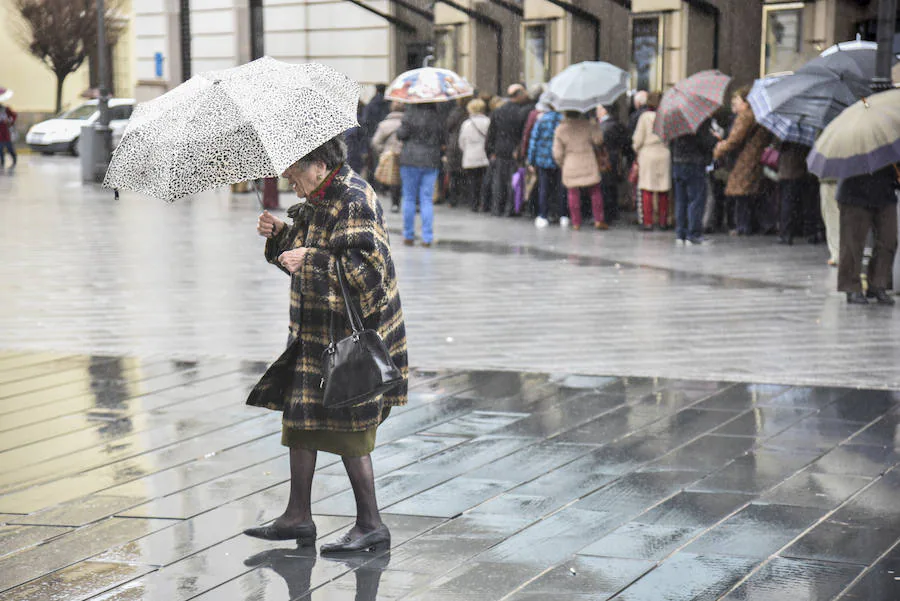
[{"xmin": 321, "ymin": 260, "xmax": 403, "ymax": 409}]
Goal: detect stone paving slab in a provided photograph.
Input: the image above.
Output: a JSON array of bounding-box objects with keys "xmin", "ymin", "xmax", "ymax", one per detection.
[
  {"xmin": 2, "ymin": 157, "xmax": 900, "ymax": 390},
  {"xmin": 0, "ymin": 356, "xmax": 900, "ymax": 599}
]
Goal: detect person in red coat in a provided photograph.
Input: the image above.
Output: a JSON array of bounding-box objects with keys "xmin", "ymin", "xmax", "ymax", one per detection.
[{"xmin": 0, "ymin": 103, "xmax": 17, "ymax": 168}]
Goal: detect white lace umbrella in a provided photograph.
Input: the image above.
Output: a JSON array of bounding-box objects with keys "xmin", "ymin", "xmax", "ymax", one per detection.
[{"xmin": 104, "ymin": 57, "xmax": 360, "ymax": 201}]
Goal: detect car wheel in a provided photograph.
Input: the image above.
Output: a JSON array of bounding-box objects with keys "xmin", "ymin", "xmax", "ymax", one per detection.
[{"xmin": 69, "ymin": 138, "xmax": 79, "ymax": 156}]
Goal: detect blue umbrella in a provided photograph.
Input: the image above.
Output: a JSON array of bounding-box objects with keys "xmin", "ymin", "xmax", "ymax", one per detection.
[{"xmin": 748, "ymin": 76, "xmax": 819, "ymax": 147}]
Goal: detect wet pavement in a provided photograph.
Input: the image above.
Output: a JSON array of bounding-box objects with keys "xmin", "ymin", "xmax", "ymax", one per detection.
[
  {"xmin": 1, "ymin": 156, "xmax": 899, "ymax": 390},
  {"xmin": 3, "ymin": 157, "xmax": 900, "ymax": 599},
  {"xmin": 1, "ymin": 358, "xmax": 900, "ymax": 600}
]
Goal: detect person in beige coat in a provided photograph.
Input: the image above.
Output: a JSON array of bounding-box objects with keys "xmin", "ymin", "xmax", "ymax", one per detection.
[
  {"xmin": 552, "ymin": 112, "xmax": 607, "ymax": 230},
  {"xmin": 371, "ymin": 102, "xmax": 405, "ymax": 212},
  {"xmin": 632, "ymin": 92, "xmax": 671, "ymax": 230}
]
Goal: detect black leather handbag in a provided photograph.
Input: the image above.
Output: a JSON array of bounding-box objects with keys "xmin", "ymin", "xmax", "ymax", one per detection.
[{"xmin": 321, "ymin": 260, "xmax": 403, "ymax": 409}]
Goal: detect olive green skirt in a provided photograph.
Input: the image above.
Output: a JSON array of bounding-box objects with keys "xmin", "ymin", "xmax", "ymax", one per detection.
[{"xmin": 281, "ymin": 407, "xmax": 391, "ymax": 457}]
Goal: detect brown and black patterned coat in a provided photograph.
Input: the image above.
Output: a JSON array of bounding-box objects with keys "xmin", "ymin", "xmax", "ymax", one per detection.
[
  {"xmin": 715, "ymin": 109, "xmax": 772, "ymax": 197},
  {"xmin": 247, "ymin": 164, "xmax": 408, "ymax": 432}
]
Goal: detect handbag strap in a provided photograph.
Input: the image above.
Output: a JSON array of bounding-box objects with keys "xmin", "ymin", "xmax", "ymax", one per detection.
[{"xmin": 328, "ymin": 258, "xmax": 364, "ymax": 347}]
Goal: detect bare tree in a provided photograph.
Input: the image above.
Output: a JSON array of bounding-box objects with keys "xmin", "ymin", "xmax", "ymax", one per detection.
[{"xmin": 13, "ymin": 0, "xmax": 123, "ymax": 114}]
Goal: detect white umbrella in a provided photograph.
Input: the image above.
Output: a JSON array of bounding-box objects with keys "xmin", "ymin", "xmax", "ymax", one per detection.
[
  {"xmin": 104, "ymin": 57, "xmax": 360, "ymax": 202},
  {"xmin": 544, "ymin": 61, "xmax": 629, "ymax": 113}
]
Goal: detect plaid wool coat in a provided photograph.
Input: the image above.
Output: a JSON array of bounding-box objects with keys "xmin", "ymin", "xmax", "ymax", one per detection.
[{"xmin": 246, "ymin": 165, "xmax": 408, "ymax": 432}]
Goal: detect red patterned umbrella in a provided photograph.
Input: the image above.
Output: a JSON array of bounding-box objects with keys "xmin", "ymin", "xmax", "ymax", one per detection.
[{"xmin": 654, "ymin": 70, "xmax": 731, "ymax": 143}]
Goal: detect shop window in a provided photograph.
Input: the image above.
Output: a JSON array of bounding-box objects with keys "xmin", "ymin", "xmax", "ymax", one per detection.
[
  {"xmin": 434, "ymin": 27, "xmax": 458, "ymax": 72},
  {"xmin": 631, "ymin": 16, "xmax": 661, "ymax": 92},
  {"xmin": 523, "ymin": 22, "xmax": 551, "ymax": 88},
  {"xmin": 762, "ymin": 3, "xmax": 805, "ymax": 75}
]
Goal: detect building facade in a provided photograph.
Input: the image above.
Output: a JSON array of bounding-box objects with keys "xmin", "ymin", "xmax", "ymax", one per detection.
[{"xmin": 1, "ymin": 0, "xmax": 133, "ymax": 126}]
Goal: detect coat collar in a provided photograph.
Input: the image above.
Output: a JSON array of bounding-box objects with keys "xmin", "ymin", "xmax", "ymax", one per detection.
[{"xmin": 286, "ymin": 164, "xmax": 353, "ymax": 222}]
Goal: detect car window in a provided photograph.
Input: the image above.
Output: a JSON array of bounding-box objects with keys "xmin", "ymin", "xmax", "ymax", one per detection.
[
  {"xmin": 110, "ymin": 105, "xmax": 134, "ymax": 121},
  {"xmin": 61, "ymin": 104, "xmax": 98, "ymax": 120}
]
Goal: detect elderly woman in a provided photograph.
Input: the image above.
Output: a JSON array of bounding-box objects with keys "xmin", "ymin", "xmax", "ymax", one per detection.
[
  {"xmin": 713, "ymin": 85, "xmax": 772, "ymax": 236},
  {"xmin": 632, "ymin": 92, "xmax": 671, "ymax": 231},
  {"xmin": 246, "ymin": 136, "xmax": 408, "ymax": 554}
]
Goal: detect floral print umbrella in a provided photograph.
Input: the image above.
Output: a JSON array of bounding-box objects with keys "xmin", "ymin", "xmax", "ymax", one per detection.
[
  {"xmin": 103, "ymin": 57, "xmax": 360, "ymax": 202},
  {"xmin": 386, "ymin": 67, "xmax": 474, "ymax": 104},
  {"xmin": 653, "ymin": 70, "xmax": 731, "ymax": 143}
]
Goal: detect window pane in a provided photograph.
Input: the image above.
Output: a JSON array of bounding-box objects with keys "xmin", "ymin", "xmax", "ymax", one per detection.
[
  {"xmin": 632, "ymin": 17, "xmax": 659, "ymax": 92},
  {"xmin": 524, "ymin": 24, "xmax": 549, "ymax": 88},
  {"xmin": 765, "ymin": 9, "xmax": 803, "ymax": 74},
  {"xmin": 434, "ymin": 28, "xmax": 457, "ymax": 72}
]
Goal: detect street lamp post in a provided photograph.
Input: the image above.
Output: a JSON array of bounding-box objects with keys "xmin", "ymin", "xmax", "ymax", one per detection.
[
  {"xmin": 873, "ymin": 0, "xmax": 897, "ymax": 92},
  {"xmin": 94, "ymin": 0, "xmax": 112, "ymax": 182}
]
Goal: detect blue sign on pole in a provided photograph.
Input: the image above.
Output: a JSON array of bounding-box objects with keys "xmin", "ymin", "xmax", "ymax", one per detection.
[{"xmin": 154, "ymin": 52, "xmax": 164, "ymax": 77}]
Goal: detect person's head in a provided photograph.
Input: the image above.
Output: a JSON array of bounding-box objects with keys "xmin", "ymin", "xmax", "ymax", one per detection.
[
  {"xmin": 564, "ymin": 110, "xmax": 583, "ymax": 120},
  {"xmin": 646, "ymin": 91, "xmax": 662, "ymax": 110},
  {"xmin": 489, "ymin": 96, "xmax": 507, "ymax": 112},
  {"xmin": 375, "ymin": 83, "xmax": 387, "ymax": 96},
  {"xmin": 596, "ymin": 105, "xmax": 609, "ymax": 120},
  {"xmin": 527, "ymin": 83, "xmax": 545, "ymax": 101},
  {"xmin": 507, "ymin": 83, "xmax": 528, "ymax": 103},
  {"xmin": 467, "ymin": 98, "xmax": 487, "ymax": 115},
  {"xmin": 731, "ymin": 85, "xmax": 752, "ymax": 114},
  {"xmin": 633, "ymin": 90, "xmax": 648, "ymax": 110},
  {"xmin": 390, "ymin": 101, "xmax": 405, "ymax": 112},
  {"xmin": 282, "ymin": 137, "xmax": 347, "ymax": 198}
]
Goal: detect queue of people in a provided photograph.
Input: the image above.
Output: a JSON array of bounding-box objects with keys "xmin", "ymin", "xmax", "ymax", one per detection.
[{"xmin": 348, "ymin": 78, "xmax": 897, "ymax": 306}]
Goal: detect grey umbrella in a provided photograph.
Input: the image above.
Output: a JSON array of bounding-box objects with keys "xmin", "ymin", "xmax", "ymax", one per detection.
[
  {"xmin": 820, "ymin": 39, "xmax": 899, "ymax": 81},
  {"xmin": 752, "ymin": 52, "xmax": 871, "ymax": 132}
]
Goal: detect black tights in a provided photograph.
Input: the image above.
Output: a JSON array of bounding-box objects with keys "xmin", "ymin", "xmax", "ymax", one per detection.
[{"xmin": 277, "ymin": 448, "xmax": 383, "ymax": 533}]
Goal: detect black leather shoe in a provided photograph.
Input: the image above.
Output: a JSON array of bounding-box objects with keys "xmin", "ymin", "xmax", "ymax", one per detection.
[
  {"xmin": 320, "ymin": 525, "xmax": 391, "ymax": 554},
  {"xmin": 243, "ymin": 522, "xmax": 317, "ymax": 546},
  {"xmin": 869, "ymin": 289, "xmax": 896, "ymax": 306},
  {"xmin": 847, "ymin": 292, "xmax": 869, "ymax": 305}
]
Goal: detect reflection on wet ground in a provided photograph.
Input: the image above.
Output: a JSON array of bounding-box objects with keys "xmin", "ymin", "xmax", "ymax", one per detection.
[{"xmin": 2, "ymin": 354, "xmax": 900, "ymax": 599}]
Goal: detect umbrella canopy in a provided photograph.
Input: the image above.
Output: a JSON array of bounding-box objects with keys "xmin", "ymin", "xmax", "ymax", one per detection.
[
  {"xmin": 820, "ymin": 39, "xmax": 899, "ymax": 81},
  {"xmin": 544, "ymin": 61, "xmax": 629, "ymax": 113},
  {"xmin": 807, "ymin": 89, "xmax": 900, "ymax": 179},
  {"xmin": 104, "ymin": 57, "xmax": 360, "ymax": 202},
  {"xmin": 0, "ymin": 88, "xmax": 12, "ymax": 103},
  {"xmin": 385, "ymin": 67, "xmax": 473, "ymax": 104},
  {"xmin": 757, "ymin": 53, "xmax": 871, "ymax": 132},
  {"xmin": 653, "ymin": 70, "xmax": 731, "ymax": 142},
  {"xmin": 748, "ymin": 76, "xmax": 819, "ymax": 147}
]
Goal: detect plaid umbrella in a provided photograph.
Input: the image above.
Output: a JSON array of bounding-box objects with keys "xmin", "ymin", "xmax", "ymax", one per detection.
[
  {"xmin": 748, "ymin": 76, "xmax": 819, "ymax": 147},
  {"xmin": 653, "ymin": 70, "xmax": 731, "ymax": 142},
  {"xmin": 807, "ymin": 89, "xmax": 900, "ymax": 179}
]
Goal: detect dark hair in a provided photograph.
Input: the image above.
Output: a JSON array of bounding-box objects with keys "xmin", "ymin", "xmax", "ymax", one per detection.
[
  {"xmin": 299, "ymin": 136, "xmax": 347, "ymax": 171},
  {"xmin": 564, "ymin": 110, "xmax": 584, "ymax": 119},
  {"xmin": 646, "ymin": 91, "xmax": 662, "ymax": 110},
  {"xmin": 375, "ymin": 84, "xmax": 387, "ymax": 95}
]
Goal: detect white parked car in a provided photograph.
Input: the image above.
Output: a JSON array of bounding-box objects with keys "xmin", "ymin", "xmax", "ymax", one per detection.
[{"xmin": 26, "ymin": 98, "xmax": 135, "ymax": 156}]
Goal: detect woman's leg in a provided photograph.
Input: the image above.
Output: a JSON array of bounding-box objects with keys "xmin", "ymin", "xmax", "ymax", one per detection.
[
  {"xmin": 418, "ymin": 168, "xmax": 439, "ymax": 244},
  {"xmin": 657, "ymin": 191, "xmax": 670, "ymax": 228},
  {"xmin": 567, "ymin": 187, "xmax": 583, "ymax": 229},
  {"xmin": 537, "ymin": 168, "xmax": 551, "ymax": 219},
  {"xmin": 641, "ymin": 190, "xmax": 654, "ymax": 228},
  {"xmin": 400, "ymin": 166, "xmax": 420, "ymax": 241},
  {"xmin": 838, "ymin": 204, "xmax": 870, "ymax": 294},
  {"xmin": 589, "ymin": 184, "xmax": 605, "ymax": 225},
  {"xmin": 821, "ymin": 181, "xmax": 840, "ymax": 263},
  {"xmin": 342, "ymin": 454, "xmax": 384, "ymax": 534},
  {"xmin": 733, "ymin": 196, "xmax": 751, "ymax": 234},
  {"xmin": 276, "ymin": 447, "xmax": 317, "ymax": 526}
]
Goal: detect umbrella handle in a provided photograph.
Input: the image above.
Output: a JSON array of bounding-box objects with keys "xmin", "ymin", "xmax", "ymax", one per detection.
[{"xmin": 252, "ymin": 179, "xmax": 265, "ymax": 210}]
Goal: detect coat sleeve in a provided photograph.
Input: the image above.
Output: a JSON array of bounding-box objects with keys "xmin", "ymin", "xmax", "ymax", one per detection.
[
  {"xmin": 396, "ymin": 116, "xmax": 410, "ymax": 142},
  {"xmin": 371, "ymin": 122, "xmax": 389, "ymax": 155},
  {"xmin": 298, "ymin": 199, "xmax": 389, "ymax": 319},
  {"xmin": 715, "ymin": 111, "xmax": 752, "ymax": 158},
  {"xmin": 527, "ymin": 117, "xmax": 543, "ymax": 166},
  {"xmin": 457, "ymin": 121, "xmax": 470, "ymax": 152},
  {"xmin": 632, "ymin": 114, "xmax": 647, "ymax": 154},
  {"xmin": 484, "ymin": 117, "xmax": 497, "ymax": 157},
  {"xmin": 552, "ymin": 125, "xmax": 564, "ymax": 167},
  {"xmin": 264, "ymin": 224, "xmax": 296, "ymax": 276},
  {"xmin": 591, "ymin": 122, "xmax": 604, "ymax": 147}
]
